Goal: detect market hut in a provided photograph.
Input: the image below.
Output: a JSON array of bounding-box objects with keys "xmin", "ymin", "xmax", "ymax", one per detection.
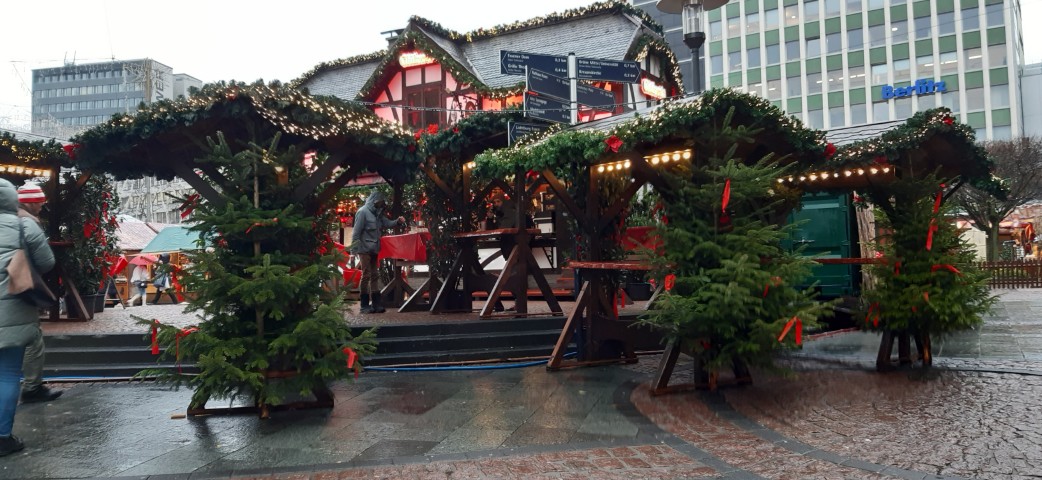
[{"xmin": 72, "ymin": 81, "xmax": 422, "ymax": 417}]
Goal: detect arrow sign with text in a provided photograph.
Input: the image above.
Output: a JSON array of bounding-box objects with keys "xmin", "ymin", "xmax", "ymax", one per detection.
[
  {"xmin": 527, "ymin": 68, "xmax": 570, "ymax": 102},
  {"xmin": 576, "ymin": 84, "xmax": 615, "ymax": 111},
  {"xmin": 507, "ymin": 121, "xmax": 550, "ymax": 145},
  {"xmin": 576, "ymin": 57, "xmax": 641, "ymax": 83},
  {"xmin": 501, "ymin": 50, "xmax": 568, "ymax": 77},
  {"xmin": 524, "ymin": 93, "xmax": 571, "ymax": 124}
]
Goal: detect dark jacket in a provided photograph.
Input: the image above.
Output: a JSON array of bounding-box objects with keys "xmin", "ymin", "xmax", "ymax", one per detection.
[
  {"xmin": 0, "ymin": 179, "xmax": 55, "ymax": 349},
  {"xmin": 349, "ymin": 190, "xmax": 401, "ymax": 255}
]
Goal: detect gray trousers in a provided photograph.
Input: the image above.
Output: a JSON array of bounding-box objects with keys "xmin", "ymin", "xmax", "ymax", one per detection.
[{"xmin": 22, "ymin": 329, "xmax": 44, "ymax": 391}]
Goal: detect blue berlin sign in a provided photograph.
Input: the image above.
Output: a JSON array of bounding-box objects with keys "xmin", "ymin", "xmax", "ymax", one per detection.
[
  {"xmin": 524, "ymin": 93, "xmax": 571, "ymax": 124},
  {"xmin": 881, "ymin": 79, "xmax": 946, "ymax": 100},
  {"xmin": 501, "ymin": 51, "xmax": 568, "ymax": 77}
]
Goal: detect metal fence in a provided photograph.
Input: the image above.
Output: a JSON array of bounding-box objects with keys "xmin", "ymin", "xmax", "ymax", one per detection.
[{"xmin": 978, "ymin": 260, "xmax": 1042, "ymax": 289}]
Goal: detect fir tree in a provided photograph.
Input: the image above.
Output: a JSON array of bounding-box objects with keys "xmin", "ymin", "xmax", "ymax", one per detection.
[
  {"xmin": 640, "ymin": 110, "xmax": 833, "ymax": 384},
  {"xmin": 141, "ymin": 133, "xmax": 376, "ymax": 410}
]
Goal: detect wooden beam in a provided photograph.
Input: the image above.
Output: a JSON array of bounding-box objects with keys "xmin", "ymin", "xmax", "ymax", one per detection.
[
  {"xmin": 547, "ymin": 282, "xmax": 589, "ymax": 371},
  {"xmin": 598, "ymin": 179, "xmax": 646, "ymax": 232},
  {"xmin": 540, "ymin": 170, "xmax": 583, "ymax": 221},
  {"xmin": 292, "ymin": 150, "xmax": 349, "ymax": 203},
  {"xmin": 310, "ymin": 163, "xmax": 364, "ymax": 212},
  {"xmin": 170, "ymin": 162, "xmax": 225, "ymax": 208}
]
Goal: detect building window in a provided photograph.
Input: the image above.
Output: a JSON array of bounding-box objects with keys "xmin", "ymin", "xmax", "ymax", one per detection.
[
  {"xmin": 787, "ymin": 76, "xmax": 803, "ymax": 96},
  {"xmin": 805, "ymin": 1, "xmax": 820, "ymax": 21},
  {"xmin": 808, "ymin": 72, "xmax": 823, "ymax": 94},
  {"xmin": 709, "ymin": 20, "xmax": 723, "ymax": 41},
  {"xmin": 825, "ymin": 0, "xmax": 841, "ymax": 16},
  {"xmin": 748, "ymin": 82, "xmax": 764, "ymax": 97},
  {"xmin": 891, "ymin": 20, "xmax": 908, "ymax": 43},
  {"xmin": 786, "ymin": 40, "xmax": 801, "ymax": 60},
  {"xmin": 962, "ymin": 6, "xmax": 980, "ymax": 30},
  {"xmin": 748, "ymin": 47, "xmax": 762, "ymax": 68},
  {"xmin": 871, "ymin": 64, "xmax": 888, "ymax": 86},
  {"xmin": 827, "ymin": 69, "xmax": 844, "ymax": 91},
  {"xmin": 766, "ymin": 44, "xmax": 781, "ymax": 64},
  {"xmin": 939, "ymin": 52, "xmax": 958, "ymax": 74},
  {"xmin": 851, "ymin": 103, "xmax": 867, "ymax": 124},
  {"xmin": 728, "ymin": 15, "xmax": 741, "ymax": 36},
  {"xmin": 914, "ymin": 16, "xmax": 932, "ymax": 39},
  {"xmin": 988, "ymin": 44, "xmax": 1007, "ymax": 67},
  {"xmin": 785, "ymin": 5, "xmax": 800, "ymax": 26},
  {"xmin": 942, "ymin": 90, "xmax": 960, "ymax": 113},
  {"xmin": 986, "ymin": 3, "xmax": 1003, "ymax": 27},
  {"xmin": 937, "ymin": 12, "xmax": 955, "ymax": 35},
  {"xmin": 808, "ymin": 108, "xmax": 824, "ymax": 129},
  {"xmin": 873, "ymin": 101, "xmax": 890, "ymax": 121},
  {"xmin": 849, "ymin": 66, "xmax": 866, "ymax": 87},
  {"xmin": 747, "ymin": 12, "xmax": 761, "ymax": 33},
  {"xmin": 917, "ymin": 94, "xmax": 938, "ymax": 109},
  {"xmin": 991, "ymin": 85, "xmax": 1009, "ymax": 108},
  {"xmin": 992, "ymin": 126, "xmax": 1012, "ymax": 140},
  {"xmin": 764, "ymin": 8, "xmax": 780, "ymax": 29},
  {"xmin": 829, "ymin": 106, "xmax": 845, "ymax": 127},
  {"xmin": 893, "ymin": 59, "xmax": 911, "ymax": 82},
  {"xmin": 894, "ymin": 97, "xmax": 913, "ymax": 119},
  {"xmin": 767, "ymin": 79, "xmax": 782, "ymax": 100},
  {"xmin": 868, "ymin": 0, "xmax": 884, "ymax": 9},
  {"xmin": 807, "ymin": 37, "xmax": 822, "ymax": 57},
  {"xmin": 729, "ymin": 51, "xmax": 743, "ymax": 71},
  {"xmin": 965, "ymin": 87, "xmax": 985, "ymax": 110},
  {"xmin": 964, "ymin": 48, "xmax": 983, "ymax": 70},
  {"xmin": 826, "ymin": 32, "xmax": 843, "ymax": 53},
  {"xmin": 846, "ymin": 0, "xmax": 861, "ymax": 11},
  {"xmin": 916, "ymin": 54, "xmax": 934, "ymax": 77},
  {"xmin": 869, "ymin": 24, "xmax": 886, "ymax": 47},
  {"xmin": 711, "ymin": 55, "xmax": 723, "ymax": 73},
  {"xmin": 404, "ymin": 84, "xmax": 444, "ymax": 130}
]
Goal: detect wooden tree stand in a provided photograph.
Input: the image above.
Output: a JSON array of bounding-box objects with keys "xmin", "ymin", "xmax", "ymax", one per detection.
[
  {"xmin": 185, "ymin": 370, "xmax": 335, "ymax": 419},
  {"xmin": 650, "ymin": 340, "xmax": 753, "ymax": 395},
  {"xmin": 876, "ymin": 330, "xmax": 933, "ymax": 371}
]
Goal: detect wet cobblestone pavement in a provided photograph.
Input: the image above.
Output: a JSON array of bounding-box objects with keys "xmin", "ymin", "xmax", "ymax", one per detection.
[{"xmin": 4, "ymin": 289, "xmax": 1040, "ymax": 479}]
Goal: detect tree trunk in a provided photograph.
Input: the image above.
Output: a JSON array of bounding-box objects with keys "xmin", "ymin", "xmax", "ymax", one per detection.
[{"xmin": 987, "ymin": 223, "xmax": 1001, "ymax": 261}]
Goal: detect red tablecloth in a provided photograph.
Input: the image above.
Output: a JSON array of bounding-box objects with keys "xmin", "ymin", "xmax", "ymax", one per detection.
[
  {"xmin": 620, "ymin": 226, "xmax": 662, "ymax": 252},
  {"xmin": 378, "ymin": 232, "xmax": 431, "ymax": 262}
]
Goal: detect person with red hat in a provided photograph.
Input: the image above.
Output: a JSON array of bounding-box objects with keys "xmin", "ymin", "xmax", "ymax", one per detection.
[{"xmin": 14, "ymin": 182, "xmax": 62, "ymax": 405}]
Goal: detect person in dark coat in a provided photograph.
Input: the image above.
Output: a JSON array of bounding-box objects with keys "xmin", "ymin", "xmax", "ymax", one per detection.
[
  {"xmin": 0, "ymin": 178, "xmax": 55, "ymax": 456},
  {"xmin": 150, "ymin": 254, "xmax": 179, "ymax": 304},
  {"xmin": 349, "ymin": 190, "xmax": 405, "ymax": 313}
]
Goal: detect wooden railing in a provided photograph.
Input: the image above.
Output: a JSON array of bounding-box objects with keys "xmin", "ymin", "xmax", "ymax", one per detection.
[{"xmin": 978, "ymin": 260, "xmax": 1042, "ymax": 289}]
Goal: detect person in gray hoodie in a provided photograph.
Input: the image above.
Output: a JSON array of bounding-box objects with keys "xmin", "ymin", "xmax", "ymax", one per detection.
[
  {"xmin": 0, "ymin": 178, "xmax": 55, "ymax": 456},
  {"xmin": 349, "ymin": 190, "xmax": 404, "ymax": 313}
]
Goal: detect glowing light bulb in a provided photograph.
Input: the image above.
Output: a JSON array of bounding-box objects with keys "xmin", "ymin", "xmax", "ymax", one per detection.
[
  {"xmin": 857, "ymin": 169, "xmax": 865, "ymax": 175},
  {"xmin": 843, "ymin": 170, "xmax": 852, "ymax": 177},
  {"xmin": 651, "ymin": 156, "xmax": 660, "ymax": 165},
  {"xmin": 682, "ymin": 150, "xmax": 692, "ymax": 160},
  {"xmin": 623, "ymin": 160, "xmax": 631, "ymax": 168},
  {"xmin": 672, "ymin": 152, "xmax": 680, "ymax": 161},
  {"xmin": 597, "ymin": 165, "xmax": 605, "ymax": 173}
]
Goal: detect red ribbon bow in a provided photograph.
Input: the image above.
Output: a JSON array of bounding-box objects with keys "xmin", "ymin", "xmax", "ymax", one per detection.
[
  {"xmin": 246, "ymin": 217, "xmax": 279, "ymax": 234},
  {"xmin": 777, "ymin": 316, "xmax": 802, "ymax": 345},
  {"xmin": 604, "ymin": 135, "xmax": 623, "ymax": 153},
  {"xmin": 931, "ymin": 264, "xmax": 963, "ymax": 275},
  {"xmin": 175, "ymin": 327, "xmax": 198, "ymax": 373},
  {"xmin": 865, "ymin": 302, "xmax": 880, "ymax": 327},
  {"xmin": 343, "ymin": 347, "xmax": 359, "ymax": 378},
  {"xmin": 664, "ymin": 274, "xmax": 676, "ymax": 292},
  {"xmin": 762, "ymin": 276, "xmax": 783, "ymax": 298},
  {"xmin": 170, "ymin": 265, "xmax": 186, "ymax": 303},
  {"xmin": 720, "ymin": 179, "xmax": 731, "ymax": 225},
  {"xmin": 925, "ymin": 184, "xmax": 945, "ymax": 251},
  {"xmin": 824, "ymin": 142, "xmax": 837, "ymax": 159},
  {"xmin": 62, "ymin": 143, "xmax": 81, "ymax": 160},
  {"xmin": 179, "ymin": 194, "xmax": 200, "ymax": 219},
  {"xmin": 151, "ymin": 320, "xmax": 160, "ymax": 355}
]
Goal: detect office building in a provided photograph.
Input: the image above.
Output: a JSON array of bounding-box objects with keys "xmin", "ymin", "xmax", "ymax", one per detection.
[
  {"xmin": 634, "ymin": 0, "xmax": 1025, "ymax": 141},
  {"xmin": 30, "ymin": 59, "xmax": 202, "ymax": 223}
]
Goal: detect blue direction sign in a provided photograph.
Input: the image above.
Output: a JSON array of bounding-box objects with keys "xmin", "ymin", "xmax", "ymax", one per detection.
[
  {"xmin": 524, "ymin": 93, "xmax": 571, "ymax": 124},
  {"xmin": 508, "ymin": 121, "xmax": 550, "ymax": 145},
  {"xmin": 576, "ymin": 56, "xmax": 641, "ymax": 83},
  {"xmin": 576, "ymin": 84, "xmax": 615, "ymax": 111},
  {"xmin": 527, "ymin": 68, "xmax": 570, "ymax": 102},
  {"xmin": 501, "ymin": 50, "xmax": 568, "ymax": 77}
]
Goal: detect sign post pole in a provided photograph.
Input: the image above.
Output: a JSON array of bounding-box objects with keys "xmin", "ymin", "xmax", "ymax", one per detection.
[{"xmin": 568, "ymin": 52, "xmax": 578, "ymax": 126}]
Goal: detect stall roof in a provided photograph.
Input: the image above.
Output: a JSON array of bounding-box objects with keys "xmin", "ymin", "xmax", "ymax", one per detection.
[
  {"xmin": 116, "ymin": 221, "xmax": 175, "ymax": 251},
  {"xmin": 140, "ymin": 226, "xmax": 202, "ymax": 253}
]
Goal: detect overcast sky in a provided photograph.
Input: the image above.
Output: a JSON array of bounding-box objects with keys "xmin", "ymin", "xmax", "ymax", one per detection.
[{"xmin": 2, "ymin": 0, "xmax": 1039, "ymax": 132}]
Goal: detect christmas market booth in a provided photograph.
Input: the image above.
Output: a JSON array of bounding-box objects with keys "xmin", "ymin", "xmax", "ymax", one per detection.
[
  {"xmin": 0, "ymin": 130, "xmax": 120, "ymax": 321},
  {"xmin": 72, "ymin": 81, "xmax": 422, "ymax": 417},
  {"xmin": 473, "ymin": 89, "xmax": 837, "ymax": 390}
]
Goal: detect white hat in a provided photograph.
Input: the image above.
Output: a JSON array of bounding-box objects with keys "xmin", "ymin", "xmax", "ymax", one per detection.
[{"xmin": 17, "ymin": 183, "xmax": 46, "ymax": 204}]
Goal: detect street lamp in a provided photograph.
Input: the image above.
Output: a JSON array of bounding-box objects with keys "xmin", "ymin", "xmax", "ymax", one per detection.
[{"xmin": 656, "ymin": 0, "xmax": 729, "ymax": 95}]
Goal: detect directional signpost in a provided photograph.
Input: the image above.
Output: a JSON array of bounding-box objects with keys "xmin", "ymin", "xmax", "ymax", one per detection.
[
  {"xmin": 507, "ymin": 121, "xmax": 550, "ymax": 146},
  {"xmin": 503, "ymin": 50, "xmax": 642, "ymax": 125}
]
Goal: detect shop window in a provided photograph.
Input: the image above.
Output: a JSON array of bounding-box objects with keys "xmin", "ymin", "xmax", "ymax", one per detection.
[
  {"xmin": 962, "ymin": 7, "xmax": 980, "ymax": 30},
  {"xmin": 848, "ymin": 28, "xmax": 864, "ymax": 49},
  {"xmin": 827, "ymin": 32, "xmax": 843, "ymax": 53},
  {"xmin": 964, "ymin": 48, "xmax": 983, "ymax": 70},
  {"xmin": 891, "ymin": 20, "xmax": 908, "ymax": 43}
]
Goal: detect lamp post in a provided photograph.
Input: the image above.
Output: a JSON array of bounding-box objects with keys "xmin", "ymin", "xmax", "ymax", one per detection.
[{"xmin": 656, "ymin": 0, "xmax": 728, "ymax": 95}]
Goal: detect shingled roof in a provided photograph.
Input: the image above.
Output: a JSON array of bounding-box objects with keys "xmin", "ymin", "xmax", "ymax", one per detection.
[{"xmin": 293, "ymin": 1, "xmax": 679, "ymax": 100}]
